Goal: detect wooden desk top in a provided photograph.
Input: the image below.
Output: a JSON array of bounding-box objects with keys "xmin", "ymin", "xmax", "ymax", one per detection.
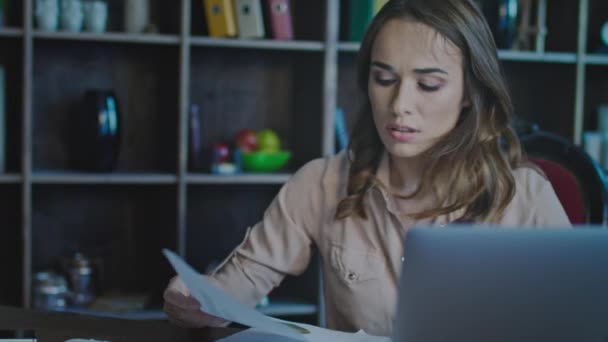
[{"xmin": 0, "ymin": 306, "xmax": 241, "ymax": 342}]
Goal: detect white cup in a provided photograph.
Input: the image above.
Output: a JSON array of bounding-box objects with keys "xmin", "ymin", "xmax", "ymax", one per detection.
[
  {"xmin": 35, "ymin": 0, "xmax": 60, "ymax": 31},
  {"xmin": 583, "ymin": 131, "xmax": 602, "ymax": 165},
  {"xmin": 84, "ymin": 1, "xmax": 108, "ymax": 33},
  {"xmin": 61, "ymin": 0, "xmax": 84, "ymax": 32}
]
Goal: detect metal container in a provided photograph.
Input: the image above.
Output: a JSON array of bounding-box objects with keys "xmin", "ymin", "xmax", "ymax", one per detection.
[
  {"xmin": 32, "ymin": 271, "xmax": 69, "ymax": 311},
  {"xmin": 66, "ymin": 252, "xmax": 95, "ymax": 307}
]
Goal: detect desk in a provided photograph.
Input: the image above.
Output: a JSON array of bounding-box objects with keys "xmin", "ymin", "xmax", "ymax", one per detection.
[{"xmin": 0, "ymin": 306, "xmax": 241, "ymax": 342}]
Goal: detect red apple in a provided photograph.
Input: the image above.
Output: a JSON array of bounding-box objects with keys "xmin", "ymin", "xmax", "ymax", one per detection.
[{"xmin": 235, "ymin": 128, "xmax": 258, "ymax": 152}]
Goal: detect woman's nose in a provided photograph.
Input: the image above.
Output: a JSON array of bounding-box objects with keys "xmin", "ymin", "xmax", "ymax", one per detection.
[{"xmin": 392, "ymin": 82, "xmax": 415, "ymax": 116}]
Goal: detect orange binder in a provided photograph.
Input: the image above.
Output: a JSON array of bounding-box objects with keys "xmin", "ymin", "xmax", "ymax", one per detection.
[{"xmin": 203, "ymin": 0, "xmax": 238, "ymax": 37}]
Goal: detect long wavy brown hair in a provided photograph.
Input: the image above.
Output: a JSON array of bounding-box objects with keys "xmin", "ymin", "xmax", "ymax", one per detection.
[{"xmin": 335, "ymin": 0, "xmax": 523, "ymax": 223}]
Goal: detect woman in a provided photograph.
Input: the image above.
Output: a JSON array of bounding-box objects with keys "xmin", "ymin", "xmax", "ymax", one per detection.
[{"xmin": 164, "ymin": 0, "xmax": 570, "ymax": 336}]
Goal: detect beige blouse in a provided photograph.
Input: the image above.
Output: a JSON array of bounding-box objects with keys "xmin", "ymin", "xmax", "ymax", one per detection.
[{"xmin": 207, "ymin": 150, "xmax": 571, "ymax": 336}]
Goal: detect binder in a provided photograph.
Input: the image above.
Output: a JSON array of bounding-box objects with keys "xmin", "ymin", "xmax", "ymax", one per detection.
[
  {"xmin": 265, "ymin": 0, "xmax": 293, "ymax": 40},
  {"xmin": 203, "ymin": 0, "xmax": 238, "ymax": 38},
  {"xmin": 348, "ymin": 0, "xmax": 373, "ymax": 42},
  {"xmin": 234, "ymin": 0, "xmax": 265, "ymax": 39},
  {"xmin": 335, "ymin": 107, "xmax": 349, "ymax": 152},
  {"xmin": 373, "ymin": 0, "xmax": 389, "ymax": 15}
]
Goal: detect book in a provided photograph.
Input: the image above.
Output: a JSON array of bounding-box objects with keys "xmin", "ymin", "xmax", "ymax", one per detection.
[
  {"xmin": 203, "ymin": 0, "xmax": 238, "ymax": 37},
  {"xmin": 373, "ymin": 0, "xmax": 389, "ymax": 15},
  {"xmin": 265, "ymin": 0, "xmax": 294, "ymax": 40},
  {"xmin": 348, "ymin": 0, "xmax": 373, "ymax": 42},
  {"xmin": 335, "ymin": 107, "xmax": 349, "ymax": 152},
  {"xmin": 234, "ymin": 0, "xmax": 265, "ymax": 39}
]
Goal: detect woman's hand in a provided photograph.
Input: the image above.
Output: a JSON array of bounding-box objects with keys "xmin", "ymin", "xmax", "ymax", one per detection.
[{"xmin": 163, "ymin": 276, "xmax": 229, "ymax": 328}]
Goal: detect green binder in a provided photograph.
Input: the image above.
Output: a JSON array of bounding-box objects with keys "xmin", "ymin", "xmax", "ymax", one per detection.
[{"xmin": 348, "ymin": 0, "xmax": 374, "ymax": 42}]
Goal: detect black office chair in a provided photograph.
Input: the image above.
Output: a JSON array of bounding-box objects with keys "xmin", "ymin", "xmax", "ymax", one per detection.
[{"xmin": 516, "ymin": 123, "xmax": 608, "ymax": 225}]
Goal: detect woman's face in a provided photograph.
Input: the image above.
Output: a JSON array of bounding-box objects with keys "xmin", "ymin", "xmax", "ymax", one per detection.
[{"xmin": 368, "ymin": 19, "xmax": 469, "ymax": 159}]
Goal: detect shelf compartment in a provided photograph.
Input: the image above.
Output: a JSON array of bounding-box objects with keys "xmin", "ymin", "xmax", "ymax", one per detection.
[
  {"xmin": 186, "ymin": 185, "xmax": 281, "ymax": 272},
  {"xmin": 190, "ymin": 37, "xmax": 324, "ymax": 51},
  {"xmin": 33, "ymin": 31, "xmax": 180, "ymax": 45},
  {"xmin": 0, "ymin": 185, "xmax": 22, "ymax": 306},
  {"xmin": 32, "ymin": 41, "xmax": 180, "ymax": 173},
  {"xmin": 32, "ymin": 171, "xmax": 177, "ymax": 185},
  {"xmin": 189, "ymin": 49, "xmax": 323, "ymax": 171},
  {"xmin": 189, "ymin": 0, "xmax": 326, "ymax": 42},
  {"xmin": 503, "ymin": 62, "xmax": 576, "ymax": 138},
  {"xmin": 0, "ymin": 37, "xmax": 23, "ymax": 173},
  {"xmin": 583, "ymin": 65, "xmax": 608, "ymax": 134},
  {"xmin": 187, "ymin": 173, "xmax": 291, "ymax": 185},
  {"xmin": 31, "ymin": 185, "xmax": 178, "ymax": 300}
]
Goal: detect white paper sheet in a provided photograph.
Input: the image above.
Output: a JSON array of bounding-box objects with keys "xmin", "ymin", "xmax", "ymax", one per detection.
[
  {"xmin": 163, "ymin": 249, "xmax": 306, "ymax": 341},
  {"xmin": 218, "ymin": 324, "xmax": 392, "ymax": 342}
]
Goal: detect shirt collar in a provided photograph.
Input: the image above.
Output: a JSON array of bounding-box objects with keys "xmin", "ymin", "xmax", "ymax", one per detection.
[{"xmin": 372, "ymin": 149, "xmax": 466, "ymax": 226}]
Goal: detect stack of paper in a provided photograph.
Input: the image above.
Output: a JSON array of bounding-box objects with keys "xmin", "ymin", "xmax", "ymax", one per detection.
[{"xmin": 163, "ymin": 250, "xmax": 391, "ymax": 342}]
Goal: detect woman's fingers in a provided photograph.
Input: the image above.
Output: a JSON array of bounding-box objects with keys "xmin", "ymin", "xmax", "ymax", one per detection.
[
  {"xmin": 163, "ymin": 276, "xmax": 229, "ymax": 328},
  {"xmin": 163, "ymin": 276, "xmax": 200, "ymax": 310}
]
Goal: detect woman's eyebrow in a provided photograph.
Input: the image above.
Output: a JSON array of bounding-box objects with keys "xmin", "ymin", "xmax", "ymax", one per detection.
[
  {"xmin": 371, "ymin": 61, "xmax": 449, "ymax": 76},
  {"xmin": 413, "ymin": 67, "xmax": 449, "ymax": 75},
  {"xmin": 371, "ymin": 61, "xmax": 395, "ymax": 71}
]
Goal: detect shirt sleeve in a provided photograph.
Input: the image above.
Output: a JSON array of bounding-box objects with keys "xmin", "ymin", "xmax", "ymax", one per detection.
[
  {"xmin": 207, "ymin": 158, "xmax": 326, "ymax": 307},
  {"xmin": 531, "ymin": 173, "xmax": 572, "ymax": 227}
]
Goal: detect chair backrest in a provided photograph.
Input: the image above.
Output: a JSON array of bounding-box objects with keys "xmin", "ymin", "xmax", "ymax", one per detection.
[
  {"xmin": 519, "ymin": 130, "xmax": 608, "ymax": 224},
  {"xmin": 527, "ymin": 156, "xmax": 585, "ymax": 224}
]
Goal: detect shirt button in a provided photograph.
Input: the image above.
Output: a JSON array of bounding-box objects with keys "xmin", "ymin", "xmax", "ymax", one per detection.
[
  {"xmin": 401, "ymin": 257, "xmax": 405, "ymax": 262},
  {"xmin": 348, "ymin": 272, "xmax": 356, "ymax": 280}
]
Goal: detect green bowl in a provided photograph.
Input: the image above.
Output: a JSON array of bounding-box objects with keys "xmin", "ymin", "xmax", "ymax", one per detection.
[{"xmin": 242, "ymin": 151, "xmax": 291, "ymax": 172}]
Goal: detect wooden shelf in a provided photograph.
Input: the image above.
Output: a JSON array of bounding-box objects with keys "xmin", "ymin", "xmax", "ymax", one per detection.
[
  {"xmin": 31, "ymin": 172, "xmax": 178, "ymax": 185},
  {"xmin": 33, "ymin": 31, "xmax": 180, "ymax": 45},
  {"xmin": 497, "ymin": 50, "xmax": 577, "ymax": 64},
  {"xmin": 0, "ymin": 27, "xmax": 23, "ymax": 37},
  {"xmin": 187, "ymin": 173, "xmax": 291, "ymax": 185},
  {"xmin": 338, "ymin": 42, "xmax": 578, "ymax": 64},
  {"xmin": 190, "ymin": 36, "xmax": 324, "ymax": 51},
  {"xmin": 63, "ymin": 300, "xmax": 316, "ymax": 320},
  {"xmin": 63, "ymin": 308, "xmax": 167, "ymax": 320},
  {"xmin": 0, "ymin": 174, "xmax": 22, "ymax": 184},
  {"xmin": 257, "ymin": 301, "xmax": 318, "ymax": 317},
  {"xmin": 337, "ymin": 41, "xmax": 360, "ymax": 52},
  {"xmin": 584, "ymin": 54, "xmax": 608, "ymax": 65}
]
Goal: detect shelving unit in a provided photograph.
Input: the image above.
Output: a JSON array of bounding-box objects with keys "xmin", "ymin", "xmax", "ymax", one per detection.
[
  {"xmin": 0, "ymin": 27, "xmax": 23, "ymax": 37},
  {"xmin": 31, "ymin": 172, "xmax": 178, "ymax": 185},
  {"xmin": 32, "ymin": 31, "xmax": 181, "ymax": 45},
  {"xmin": 189, "ymin": 36, "xmax": 325, "ymax": 51},
  {"xmin": 1, "ymin": 0, "xmax": 606, "ymax": 326}
]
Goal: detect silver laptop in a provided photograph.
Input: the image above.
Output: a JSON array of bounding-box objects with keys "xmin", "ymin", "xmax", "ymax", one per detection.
[{"xmin": 392, "ymin": 226, "xmax": 608, "ymax": 342}]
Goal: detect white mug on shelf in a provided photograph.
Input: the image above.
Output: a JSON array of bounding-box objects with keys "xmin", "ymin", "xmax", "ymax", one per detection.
[
  {"xmin": 583, "ymin": 131, "xmax": 602, "ymax": 165},
  {"xmin": 83, "ymin": 0, "xmax": 108, "ymax": 33},
  {"xmin": 35, "ymin": 0, "xmax": 60, "ymax": 32},
  {"xmin": 61, "ymin": 0, "xmax": 84, "ymax": 32},
  {"xmin": 124, "ymin": 0, "xmax": 150, "ymax": 34}
]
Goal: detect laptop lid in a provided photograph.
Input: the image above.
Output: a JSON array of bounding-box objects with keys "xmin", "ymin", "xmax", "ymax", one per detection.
[{"xmin": 392, "ymin": 226, "xmax": 608, "ymax": 342}]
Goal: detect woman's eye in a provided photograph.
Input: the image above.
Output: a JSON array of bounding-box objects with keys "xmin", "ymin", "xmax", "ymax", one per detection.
[
  {"xmin": 418, "ymin": 83, "xmax": 441, "ymax": 92},
  {"xmin": 374, "ymin": 76, "xmax": 396, "ymax": 86}
]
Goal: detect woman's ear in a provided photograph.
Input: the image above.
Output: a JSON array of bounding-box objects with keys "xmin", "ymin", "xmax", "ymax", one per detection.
[{"xmin": 461, "ymin": 95, "xmax": 471, "ymax": 108}]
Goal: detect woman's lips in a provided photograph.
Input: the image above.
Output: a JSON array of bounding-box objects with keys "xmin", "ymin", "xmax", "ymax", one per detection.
[{"xmin": 387, "ymin": 123, "xmax": 420, "ymax": 142}]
